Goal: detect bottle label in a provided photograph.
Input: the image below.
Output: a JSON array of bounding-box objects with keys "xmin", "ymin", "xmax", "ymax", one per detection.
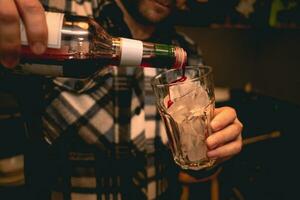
[
  {"xmin": 20, "ymin": 12, "xmax": 65, "ymax": 49},
  {"xmin": 120, "ymin": 38, "xmax": 143, "ymax": 66}
]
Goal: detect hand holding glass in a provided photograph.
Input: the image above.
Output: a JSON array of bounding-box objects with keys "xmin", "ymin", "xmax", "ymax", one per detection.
[{"xmin": 151, "ymin": 66, "xmax": 216, "ymax": 170}]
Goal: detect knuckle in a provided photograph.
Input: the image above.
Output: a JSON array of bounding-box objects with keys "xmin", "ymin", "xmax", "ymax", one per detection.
[
  {"xmin": 0, "ymin": 9, "xmax": 19, "ymax": 24},
  {"xmin": 234, "ymin": 123, "xmax": 243, "ymax": 135},
  {"xmin": 235, "ymin": 141, "xmax": 243, "ymax": 153},
  {"xmin": 0, "ymin": 33, "xmax": 20, "ymax": 49},
  {"xmin": 22, "ymin": 1, "xmax": 44, "ymax": 13},
  {"xmin": 28, "ymin": 26, "xmax": 48, "ymax": 39},
  {"xmin": 239, "ymin": 120, "xmax": 244, "ymax": 129},
  {"xmin": 227, "ymin": 106, "xmax": 237, "ymax": 116},
  {"xmin": 40, "ymin": 28, "xmax": 48, "ymax": 37},
  {"xmin": 0, "ymin": 42, "xmax": 20, "ymax": 50},
  {"xmin": 224, "ymin": 148, "xmax": 231, "ymax": 157}
]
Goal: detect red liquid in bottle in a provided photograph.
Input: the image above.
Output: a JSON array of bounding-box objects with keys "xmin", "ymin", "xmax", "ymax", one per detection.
[
  {"xmin": 20, "ymin": 46, "xmax": 180, "ymax": 77},
  {"xmin": 20, "ymin": 46, "xmax": 114, "ymax": 77}
]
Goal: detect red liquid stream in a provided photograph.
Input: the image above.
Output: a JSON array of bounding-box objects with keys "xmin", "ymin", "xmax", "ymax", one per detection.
[{"xmin": 167, "ymin": 67, "xmax": 187, "ymax": 108}]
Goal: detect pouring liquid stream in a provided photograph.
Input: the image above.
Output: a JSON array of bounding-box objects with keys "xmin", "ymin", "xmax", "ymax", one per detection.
[{"xmin": 167, "ymin": 67, "xmax": 187, "ymax": 108}]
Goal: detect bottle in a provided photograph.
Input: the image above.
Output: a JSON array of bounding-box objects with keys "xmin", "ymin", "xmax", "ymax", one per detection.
[{"xmin": 15, "ymin": 12, "xmax": 187, "ymax": 78}]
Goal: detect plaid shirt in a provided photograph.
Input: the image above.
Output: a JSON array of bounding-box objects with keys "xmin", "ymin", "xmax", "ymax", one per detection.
[{"xmin": 0, "ymin": 0, "xmax": 203, "ymax": 200}]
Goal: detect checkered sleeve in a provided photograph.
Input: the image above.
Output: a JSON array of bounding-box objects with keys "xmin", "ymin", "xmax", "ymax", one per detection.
[{"xmin": 40, "ymin": 0, "xmax": 107, "ymax": 17}]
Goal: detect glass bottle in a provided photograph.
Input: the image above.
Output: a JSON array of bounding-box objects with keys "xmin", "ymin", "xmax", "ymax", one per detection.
[{"xmin": 16, "ymin": 12, "xmax": 187, "ymax": 78}]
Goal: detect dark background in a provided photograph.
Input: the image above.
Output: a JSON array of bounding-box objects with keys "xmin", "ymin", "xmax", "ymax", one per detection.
[
  {"xmin": 173, "ymin": 0, "xmax": 300, "ymax": 199},
  {"xmin": 174, "ymin": 0, "xmax": 300, "ymax": 105},
  {"xmin": 176, "ymin": 26, "xmax": 300, "ymax": 105}
]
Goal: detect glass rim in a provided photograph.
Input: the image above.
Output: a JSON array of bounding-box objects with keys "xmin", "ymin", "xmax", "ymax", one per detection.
[{"xmin": 151, "ymin": 65, "xmax": 213, "ymax": 88}]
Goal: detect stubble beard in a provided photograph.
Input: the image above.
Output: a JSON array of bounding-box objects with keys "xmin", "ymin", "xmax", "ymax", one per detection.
[{"xmin": 122, "ymin": 0, "xmax": 172, "ymax": 26}]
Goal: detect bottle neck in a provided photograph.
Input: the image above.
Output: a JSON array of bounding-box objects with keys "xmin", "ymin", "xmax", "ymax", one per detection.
[{"xmin": 112, "ymin": 38, "xmax": 187, "ymax": 68}]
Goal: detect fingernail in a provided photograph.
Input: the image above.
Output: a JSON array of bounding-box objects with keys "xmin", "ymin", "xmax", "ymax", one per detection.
[
  {"xmin": 1, "ymin": 55, "xmax": 19, "ymax": 68},
  {"xmin": 208, "ymin": 143, "xmax": 217, "ymax": 150},
  {"xmin": 210, "ymin": 119, "xmax": 219, "ymax": 130},
  {"xmin": 207, "ymin": 150, "xmax": 218, "ymax": 159},
  {"xmin": 206, "ymin": 137, "xmax": 215, "ymax": 150},
  {"xmin": 32, "ymin": 42, "xmax": 46, "ymax": 55}
]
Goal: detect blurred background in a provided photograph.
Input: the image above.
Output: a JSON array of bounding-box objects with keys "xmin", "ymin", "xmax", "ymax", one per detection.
[{"xmin": 174, "ymin": 0, "xmax": 300, "ymax": 105}]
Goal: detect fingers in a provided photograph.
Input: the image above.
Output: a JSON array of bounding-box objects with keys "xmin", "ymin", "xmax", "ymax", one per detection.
[
  {"xmin": 14, "ymin": 0, "xmax": 47, "ymax": 54},
  {"xmin": 0, "ymin": 0, "xmax": 46, "ymax": 68},
  {"xmin": 206, "ymin": 106, "xmax": 243, "ymax": 160},
  {"xmin": 210, "ymin": 106, "xmax": 237, "ymax": 131},
  {"xmin": 207, "ymin": 118, "xmax": 243, "ymax": 150},
  {"xmin": 207, "ymin": 134, "xmax": 242, "ymax": 159},
  {"xmin": 0, "ymin": 0, "xmax": 21, "ymax": 68}
]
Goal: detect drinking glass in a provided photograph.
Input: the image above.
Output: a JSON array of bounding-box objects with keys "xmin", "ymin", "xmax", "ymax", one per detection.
[{"xmin": 151, "ymin": 65, "xmax": 216, "ymax": 170}]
